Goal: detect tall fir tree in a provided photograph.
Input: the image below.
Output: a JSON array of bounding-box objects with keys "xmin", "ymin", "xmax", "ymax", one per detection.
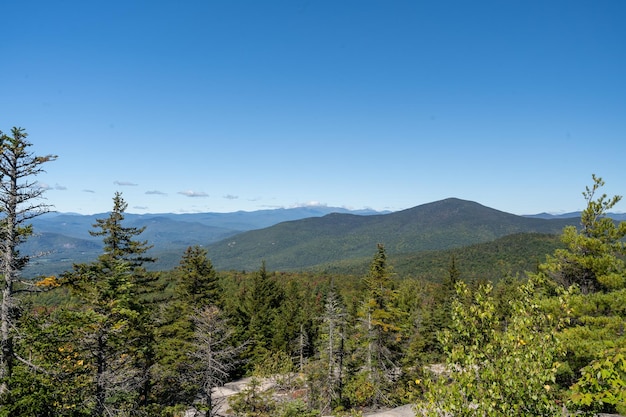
[
  {"xmin": 534, "ymin": 175, "xmax": 626, "ymax": 413},
  {"xmin": 0, "ymin": 127, "xmax": 56, "ymax": 402},
  {"xmin": 310, "ymin": 282, "xmax": 347, "ymax": 414},
  {"xmin": 153, "ymin": 245, "xmax": 221, "ymax": 408},
  {"xmin": 174, "ymin": 245, "xmax": 220, "ymax": 307},
  {"xmin": 90, "ymin": 191, "xmax": 155, "ymax": 269},
  {"xmin": 347, "ymin": 244, "xmax": 403, "ymax": 408},
  {"xmin": 241, "ymin": 261, "xmax": 284, "ymax": 365},
  {"xmin": 58, "ymin": 193, "xmax": 158, "ymax": 415},
  {"xmin": 542, "ymin": 174, "xmax": 626, "ymax": 293}
]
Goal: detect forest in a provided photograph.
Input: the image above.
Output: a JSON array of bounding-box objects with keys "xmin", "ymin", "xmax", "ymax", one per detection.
[{"xmin": 1, "ymin": 127, "xmax": 625, "ymax": 416}]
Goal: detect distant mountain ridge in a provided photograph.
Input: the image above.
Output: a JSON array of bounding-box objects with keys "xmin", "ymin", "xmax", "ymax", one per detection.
[
  {"xmin": 31, "ymin": 205, "xmax": 387, "ymax": 240},
  {"xmin": 525, "ymin": 211, "xmax": 626, "ymax": 220},
  {"xmin": 22, "ymin": 205, "xmax": 386, "ymax": 275},
  {"xmin": 204, "ymin": 198, "xmax": 579, "ymax": 271},
  {"xmin": 23, "ymin": 198, "xmax": 621, "ymax": 276}
]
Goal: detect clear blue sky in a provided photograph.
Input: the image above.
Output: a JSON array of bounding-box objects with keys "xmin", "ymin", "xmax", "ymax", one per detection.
[{"xmin": 2, "ymin": 1, "xmax": 625, "ymax": 215}]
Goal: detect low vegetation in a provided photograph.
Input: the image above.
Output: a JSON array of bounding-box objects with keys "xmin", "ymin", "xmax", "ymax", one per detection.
[{"xmin": 1, "ymin": 127, "xmax": 624, "ymax": 416}]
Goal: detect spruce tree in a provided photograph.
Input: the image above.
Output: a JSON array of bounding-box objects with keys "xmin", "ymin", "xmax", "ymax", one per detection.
[
  {"xmin": 90, "ymin": 191, "xmax": 155, "ymax": 268},
  {"xmin": 535, "ymin": 175, "xmax": 626, "ymax": 412},
  {"xmin": 59, "ymin": 193, "xmax": 157, "ymax": 415},
  {"xmin": 241, "ymin": 261, "xmax": 284, "ymax": 365},
  {"xmin": 153, "ymin": 245, "xmax": 221, "ymax": 408},
  {"xmin": 0, "ymin": 127, "xmax": 56, "ymax": 401},
  {"xmin": 313, "ymin": 282, "xmax": 347, "ymax": 413},
  {"xmin": 347, "ymin": 244, "xmax": 403, "ymax": 408},
  {"xmin": 175, "ymin": 245, "xmax": 220, "ymax": 307},
  {"xmin": 542, "ymin": 174, "xmax": 626, "ymax": 293}
]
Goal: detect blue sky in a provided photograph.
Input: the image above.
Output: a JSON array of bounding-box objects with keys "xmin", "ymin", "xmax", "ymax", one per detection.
[{"xmin": 1, "ymin": 1, "xmax": 625, "ymax": 215}]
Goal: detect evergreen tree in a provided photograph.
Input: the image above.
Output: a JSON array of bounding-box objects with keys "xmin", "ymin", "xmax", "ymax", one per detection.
[
  {"xmin": 153, "ymin": 245, "xmax": 221, "ymax": 408},
  {"xmin": 0, "ymin": 127, "xmax": 56, "ymax": 401},
  {"xmin": 175, "ymin": 245, "xmax": 220, "ymax": 307},
  {"xmin": 310, "ymin": 282, "xmax": 347, "ymax": 414},
  {"xmin": 241, "ymin": 262, "xmax": 284, "ymax": 365},
  {"xmin": 535, "ymin": 176, "xmax": 626, "ymax": 393},
  {"xmin": 542, "ymin": 174, "xmax": 626, "ymax": 293},
  {"xmin": 90, "ymin": 191, "xmax": 155, "ymax": 268},
  {"xmin": 272, "ymin": 276, "xmax": 315, "ymax": 361},
  {"xmin": 58, "ymin": 193, "xmax": 157, "ymax": 415},
  {"xmin": 445, "ymin": 255, "xmax": 461, "ymax": 291},
  {"xmin": 5, "ymin": 299, "xmax": 100, "ymax": 416},
  {"xmin": 347, "ymin": 244, "xmax": 403, "ymax": 408},
  {"xmin": 430, "ymin": 255, "xmax": 463, "ymax": 347},
  {"xmin": 66, "ymin": 260, "xmax": 140, "ymax": 416},
  {"xmin": 396, "ymin": 278, "xmax": 439, "ymax": 372}
]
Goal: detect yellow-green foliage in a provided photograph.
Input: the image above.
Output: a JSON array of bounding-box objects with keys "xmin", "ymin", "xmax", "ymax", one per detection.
[
  {"xmin": 569, "ymin": 348, "xmax": 626, "ymax": 416},
  {"xmin": 414, "ymin": 278, "xmax": 569, "ymax": 416}
]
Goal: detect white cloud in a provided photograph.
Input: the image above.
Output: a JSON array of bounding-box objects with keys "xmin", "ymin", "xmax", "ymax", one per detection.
[
  {"xmin": 38, "ymin": 182, "xmax": 68, "ymax": 191},
  {"xmin": 223, "ymin": 194, "xmax": 239, "ymax": 200},
  {"xmin": 146, "ymin": 190, "xmax": 167, "ymax": 195},
  {"xmin": 178, "ymin": 190, "xmax": 209, "ymax": 198},
  {"xmin": 114, "ymin": 181, "xmax": 138, "ymax": 186},
  {"xmin": 292, "ymin": 201, "xmax": 328, "ymax": 208},
  {"xmin": 35, "ymin": 182, "xmax": 52, "ymax": 190}
]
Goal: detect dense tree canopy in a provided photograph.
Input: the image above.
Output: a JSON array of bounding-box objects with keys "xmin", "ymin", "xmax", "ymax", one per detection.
[{"xmin": 2, "ymin": 136, "xmax": 623, "ymax": 417}]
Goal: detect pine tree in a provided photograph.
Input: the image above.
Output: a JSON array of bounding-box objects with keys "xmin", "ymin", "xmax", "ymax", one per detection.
[
  {"xmin": 312, "ymin": 282, "xmax": 347, "ymax": 414},
  {"xmin": 396, "ymin": 278, "xmax": 440, "ymax": 371},
  {"xmin": 59, "ymin": 193, "xmax": 157, "ymax": 415},
  {"xmin": 90, "ymin": 192, "xmax": 161, "ymax": 410},
  {"xmin": 153, "ymin": 245, "xmax": 221, "ymax": 408},
  {"xmin": 533, "ymin": 175, "xmax": 626, "ymax": 413},
  {"xmin": 347, "ymin": 244, "xmax": 403, "ymax": 408},
  {"xmin": 175, "ymin": 245, "xmax": 220, "ymax": 307},
  {"xmin": 272, "ymin": 276, "xmax": 316, "ymax": 361},
  {"xmin": 241, "ymin": 262, "xmax": 284, "ymax": 364},
  {"xmin": 90, "ymin": 191, "xmax": 155, "ymax": 268},
  {"xmin": 0, "ymin": 127, "xmax": 56, "ymax": 401},
  {"xmin": 542, "ymin": 174, "xmax": 626, "ymax": 293},
  {"xmin": 71, "ymin": 260, "xmax": 140, "ymax": 415},
  {"xmin": 432, "ymin": 255, "xmax": 462, "ymax": 329}
]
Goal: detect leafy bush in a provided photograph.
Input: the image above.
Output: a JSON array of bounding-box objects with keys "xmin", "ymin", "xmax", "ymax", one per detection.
[
  {"xmin": 568, "ymin": 348, "xmax": 626, "ymax": 416},
  {"xmin": 414, "ymin": 279, "xmax": 568, "ymax": 416}
]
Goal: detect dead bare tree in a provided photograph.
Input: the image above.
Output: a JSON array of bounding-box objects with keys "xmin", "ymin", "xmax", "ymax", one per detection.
[{"xmin": 190, "ymin": 305, "xmax": 246, "ymax": 417}]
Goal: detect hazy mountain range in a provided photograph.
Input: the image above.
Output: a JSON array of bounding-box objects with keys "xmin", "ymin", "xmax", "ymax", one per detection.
[{"xmin": 20, "ymin": 198, "xmax": 625, "ymax": 277}]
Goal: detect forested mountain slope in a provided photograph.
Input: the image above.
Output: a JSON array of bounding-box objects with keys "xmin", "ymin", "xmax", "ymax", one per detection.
[
  {"xmin": 315, "ymin": 232, "xmax": 564, "ymax": 283},
  {"xmin": 22, "ymin": 206, "xmax": 383, "ymax": 276},
  {"xmin": 206, "ymin": 198, "xmax": 577, "ymax": 271},
  {"xmin": 22, "ymin": 198, "xmax": 580, "ymax": 276}
]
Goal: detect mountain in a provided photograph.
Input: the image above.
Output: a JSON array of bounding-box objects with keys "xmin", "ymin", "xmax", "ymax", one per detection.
[
  {"xmin": 29, "ymin": 206, "xmax": 385, "ymax": 240},
  {"xmin": 20, "ymin": 198, "xmax": 582, "ymax": 276},
  {"xmin": 204, "ymin": 198, "xmax": 578, "ymax": 271},
  {"xmin": 524, "ymin": 211, "xmax": 626, "ymax": 221},
  {"xmin": 22, "ymin": 206, "xmax": 385, "ymax": 276}
]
